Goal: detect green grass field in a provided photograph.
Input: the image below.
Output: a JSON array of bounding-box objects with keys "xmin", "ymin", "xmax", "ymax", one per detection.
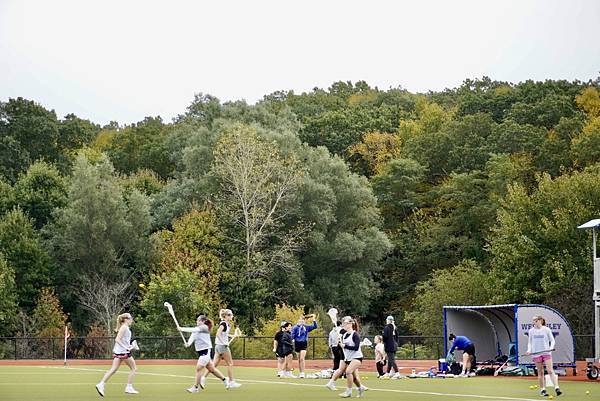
[{"xmin": 0, "ymin": 365, "xmax": 596, "ymax": 401}]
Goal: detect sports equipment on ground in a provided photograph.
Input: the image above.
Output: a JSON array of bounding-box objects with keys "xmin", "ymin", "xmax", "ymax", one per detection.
[{"xmin": 163, "ymin": 302, "xmax": 186, "ymax": 345}]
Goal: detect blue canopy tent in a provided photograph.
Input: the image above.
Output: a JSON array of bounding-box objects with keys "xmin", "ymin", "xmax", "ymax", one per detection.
[{"xmin": 443, "ymin": 304, "xmax": 575, "ymax": 370}]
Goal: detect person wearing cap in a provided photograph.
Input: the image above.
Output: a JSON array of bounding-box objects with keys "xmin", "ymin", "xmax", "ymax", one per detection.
[
  {"xmin": 382, "ymin": 315, "xmax": 399, "ymax": 378},
  {"xmin": 273, "ymin": 321, "xmax": 294, "ymax": 378}
]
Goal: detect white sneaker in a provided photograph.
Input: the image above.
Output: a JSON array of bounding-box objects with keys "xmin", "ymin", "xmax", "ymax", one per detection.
[
  {"xmin": 357, "ymin": 386, "xmax": 368, "ymax": 398},
  {"xmin": 277, "ymin": 370, "xmax": 284, "ymax": 377},
  {"xmin": 392, "ymin": 372, "xmax": 401, "ymax": 379},
  {"xmin": 224, "ymin": 378, "xmax": 230, "ymax": 388},
  {"xmin": 325, "ymin": 381, "xmax": 337, "ymax": 391},
  {"xmin": 125, "ymin": 385, "xmax": 139, "ymax": 394},
  {"xmin": 228, "ymin": 381, "xmax": 242, "ymax": 389},
  {"xmin": 299, "ymin": 372, "xmax": 305, "ymax": 378},
  {"xmin": 339, "ymin": 389, "xmax": 352, "ymax": 398},
  {"xmin": 285, "ymin": 371, "xmax": 297, "ymax": 378},
  {"xmin": 186, "ymin": 385, "xmax": 199, "ymax": 393},
  {"xmin": 95, "ymin": 383, "xmax": 105, "ymax": 397},
  {"xmin": 200, "ymin": 376, "xmax": 206, "ymax": 389}
]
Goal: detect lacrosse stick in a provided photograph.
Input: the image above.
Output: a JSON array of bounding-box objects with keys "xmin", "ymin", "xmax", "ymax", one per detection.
[
  {"xmin": 360, "ymin": 337, "xmax": 372, "ymax": 347},
  {"xmin": 495, "ymin": 348, "xmax": 555, "ymax": 376},
  {"xmin": 228, "ymin": 327, "xmax": 243, "ymax": 345},
  {"xmin": 130, "ymin": 340, "xmax": 140, "ymax": 351},
  {"xmin": 164, "ymin": 302, "xmax": 187, "ymax": 345},
  {"xmin": 519, "ymin": 348, "xmax": 555, "ymax": 358}
]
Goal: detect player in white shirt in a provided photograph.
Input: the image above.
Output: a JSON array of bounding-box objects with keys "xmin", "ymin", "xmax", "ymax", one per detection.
[
  {"xmin": 325, "ymin": 316, "xmax": 368, "ymax": 398},
  {"xmin": 95, "ymin": 313, "xmax": 138, "ymax": 397},
  {"xmin": 199, "ymin": 309, "xmax": 242, "ymax": 389},
  {"xmin": 178, "ymin": 315, "xmax": 229, "ymax": 393},
  {"xmin": 525, "ymin": 315, "xmax": 562, "ymax": 397}
]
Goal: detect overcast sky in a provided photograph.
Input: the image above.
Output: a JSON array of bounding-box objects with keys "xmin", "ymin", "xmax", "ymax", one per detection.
[{"xmin": 1, "ymin": 0, "xmax": 599, "ymax": 125}]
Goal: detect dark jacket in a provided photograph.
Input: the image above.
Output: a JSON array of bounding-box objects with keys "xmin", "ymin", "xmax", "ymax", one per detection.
[{"xmin": 382, "ymin": 323, "xmax": 398, "ymax": 353}]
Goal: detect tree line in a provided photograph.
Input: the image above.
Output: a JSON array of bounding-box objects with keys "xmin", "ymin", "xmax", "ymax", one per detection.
[{"xmin": 1, "ymin": 76, "xmax": 599, "ymax": 339}]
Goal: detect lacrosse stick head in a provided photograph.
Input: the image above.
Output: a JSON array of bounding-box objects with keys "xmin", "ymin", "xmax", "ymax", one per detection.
[
  {"xmin": 360, "ymin": 338, "xmax": 372, "ymax": 347},
  {"xmin": 131, "ymin": 340, "xmax": 140, "ymax": 351},
  {"xmin": 326, "ymin": 308, "xmax": 338, "ymax": 325},
  {"xmin": 234, "ymin": 327, "xmax": 242, "ymax": 336},
  {"xmin": 163, "ymin": 301, "xmax": 174, "ymax": 313}
]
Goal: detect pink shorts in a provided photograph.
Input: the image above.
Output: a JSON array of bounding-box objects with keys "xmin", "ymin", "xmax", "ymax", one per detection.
[{"xmin": 532, "ymin": 353, "xmax": 552, "ymax": 363}]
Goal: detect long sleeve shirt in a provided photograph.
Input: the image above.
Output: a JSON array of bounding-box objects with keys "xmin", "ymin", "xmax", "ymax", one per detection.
[
  {"xmin": 180, "ymin": 325, "xmax": 212, "ymax": 351},
  {"xmin": 291, "ymin": 321, "xmax": 317, "ymax": 343},
  {"xmin": 527, "ymin": 326, "xmax": 555, "ymax": 354},
  {"xmin": 449, "ymin": 336, "xmax": 472, "ymax": 354}
]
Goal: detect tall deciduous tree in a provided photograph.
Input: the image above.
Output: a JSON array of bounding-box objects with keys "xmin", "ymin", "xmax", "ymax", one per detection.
[{"xmin": 211, "ymin": 123, "xmax": 305, "ymax": 276}]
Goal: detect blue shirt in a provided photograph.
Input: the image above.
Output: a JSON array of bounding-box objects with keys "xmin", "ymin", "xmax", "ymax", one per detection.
[
  {"xmin": 449, "ymin": 336, "xmax": 472, "ymax": 354},
  {"xmin": 291, "ymin": 321, "xmax": 317, "ymax": 343}
]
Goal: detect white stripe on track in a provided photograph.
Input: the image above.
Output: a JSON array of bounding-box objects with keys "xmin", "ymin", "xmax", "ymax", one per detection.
[{"xmin": 38, "ymin": 366, "xmax": 539, "ymax": 401}]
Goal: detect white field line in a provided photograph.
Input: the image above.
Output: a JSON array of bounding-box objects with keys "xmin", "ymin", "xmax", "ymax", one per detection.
[{"xmin": 37, "ymin": 366, "xmax": 540, "ymax": 401}]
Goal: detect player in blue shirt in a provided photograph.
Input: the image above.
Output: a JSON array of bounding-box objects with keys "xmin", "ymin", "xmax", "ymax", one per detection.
[
  {"xmin": 291, "ymin": 315, "xmax": 318, "ymax": 378},
  {"xmin": 447, "ymin": 334, "xmax": 476, "ymax": 377}
]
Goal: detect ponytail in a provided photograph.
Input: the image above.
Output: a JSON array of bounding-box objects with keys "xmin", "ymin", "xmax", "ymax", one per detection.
[{"xmin": 114, "ymin": 313, "xmax": 131, "ymax": 333}]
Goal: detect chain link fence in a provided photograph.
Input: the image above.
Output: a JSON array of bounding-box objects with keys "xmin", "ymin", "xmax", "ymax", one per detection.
[
  {"xmin": 0, "ymin": 335, "xmax": 592, "ymax": 360},
  {"xmin": 0, "ymin": 335, "xmax": 444, "ymax": 360}
]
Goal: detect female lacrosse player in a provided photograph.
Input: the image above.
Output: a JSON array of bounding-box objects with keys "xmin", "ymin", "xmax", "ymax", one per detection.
[
  {"xmin": 374, "ymin": 335, "xmax": 387, "ymax": 378},
  {"xmin": 199, "ymin": 309, "xmax": 242, "ymax": 389},
  {"xmin": 95, "ymin": 313, "xmax": 138, "ymax": 397},
  {"xmin": 273, "ymin": 321, "xmax": 295, "ymax": 378},
  {"xmin": 179, "ymin": 315, "xmax": 230, "ymax": 393},
  {"xmin": 325, "ymin": 317, "xmax": 368, "ymax": 398},
  {"xmin": 526, "ymin": 315, "xmax": 562, "ymax": 397},
  {"xmin": 291, "ymin": 314, "xmax": 318, "ymax": 378}
]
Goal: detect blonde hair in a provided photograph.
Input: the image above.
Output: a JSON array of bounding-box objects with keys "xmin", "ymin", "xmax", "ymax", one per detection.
[
  {"xmin": 114, "ymin": 313, "xmax": 132, "ymax": 332},
  {"xmin": 219, "ymin": 309, "xmax": 233, "ymax": 320},
  {"xmin": 375, "ymin": 335, "xmax": 383, "ymax": 343}
]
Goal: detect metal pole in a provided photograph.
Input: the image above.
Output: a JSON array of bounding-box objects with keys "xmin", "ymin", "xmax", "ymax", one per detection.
[
  {"xmin": 242, "ymin": 338, "xmax": 246, "ymax": 360},
  {"xmin": 312, "ymin": 338, "xmax": 315, "ymax": 360}
]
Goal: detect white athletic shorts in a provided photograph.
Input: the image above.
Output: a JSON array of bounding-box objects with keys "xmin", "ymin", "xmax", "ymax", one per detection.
[{"xmin": 196, "ymin": 350, "xmax": 211, "ymax": 366}]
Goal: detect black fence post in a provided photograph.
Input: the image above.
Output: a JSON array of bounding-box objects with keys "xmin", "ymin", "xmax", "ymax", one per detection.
[
  {"xmin": 51, "ymin": 338, "xmax": 55, "ymax": 360},
  {"xmin": 242, "ymin": 337, "xmax": 246, "ymax": 360},
  {"xmin": 165, "ymin": 338, "xmax": 169, "ymax": 359},
  {"xmin": 312, "ymin": 338, "xmax": 315, "ymax": 360},
  {"xmin": 412, "ymin": 342, "xmax": 416, "ymax": 359},
  {"xmin": 14, "ymin": 338, "xmax": 17, "ymax": 360}
]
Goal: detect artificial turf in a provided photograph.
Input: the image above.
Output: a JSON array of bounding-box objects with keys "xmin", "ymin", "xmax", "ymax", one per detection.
[{"xmin": 0, "ymin": 365, "xmax": 596, "ymax": 401}]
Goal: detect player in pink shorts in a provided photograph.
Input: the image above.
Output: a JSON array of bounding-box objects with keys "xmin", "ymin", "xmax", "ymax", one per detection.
[{"xmin": 525, "ymin": 315, "xmax": 562, "ymax": 397}]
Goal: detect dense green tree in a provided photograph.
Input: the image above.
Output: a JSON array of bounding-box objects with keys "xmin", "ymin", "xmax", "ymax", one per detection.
[
  {"xmin": 405, "ymin": 260, "xmax": 491, "ymax": 336},
  {"xmin": 105, "ymin": 117, "xmax": 175, "ymax": 179},
  {"xmin": 45, "ymin": 154, "xmax": 152, "ymax": 327},
  {"xmin": 488, "ymin": 168, "xmax": 600, "ymax": 334},
  {"xmin": 0, "ymin": 98, "xmax": 60, "ymax": 181},
  {"xmin": 0, "ymin": 208, "xmax": 51, "ymax": 309},
  {"xmin": 0, "ymin": 255, "xmax": 18, "ymax": 335},
  {"xmin": 136, "ymin": 267, "xmax": 214, "ymax": 336},
  {"xmin": 13, "ymin": 161, "xmax": 67, "ymax": 228}
]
